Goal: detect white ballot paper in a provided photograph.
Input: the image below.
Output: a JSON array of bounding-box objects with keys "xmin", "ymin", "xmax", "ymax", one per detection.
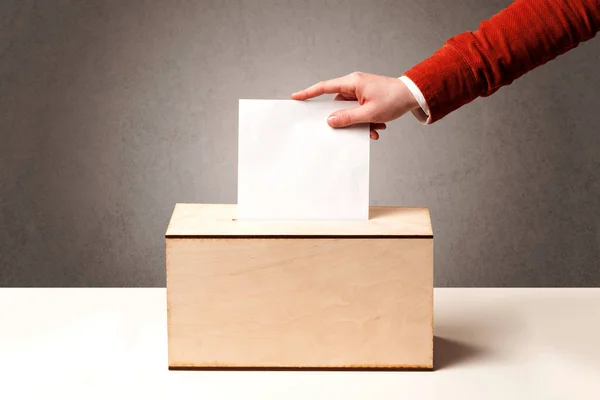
[{"xmin": 237, "ymin": 99, "xmax": 370, "ymax": 221}]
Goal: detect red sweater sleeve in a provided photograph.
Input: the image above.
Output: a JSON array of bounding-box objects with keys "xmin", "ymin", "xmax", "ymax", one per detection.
[{"xmin": 403, "ymin": 0, "xmax": 600, "ymax": 124}]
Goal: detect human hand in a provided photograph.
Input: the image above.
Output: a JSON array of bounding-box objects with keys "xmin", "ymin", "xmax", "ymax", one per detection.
[{"xmin": 291, "ymin": 71, "xmax": 421, "ymax": 140}]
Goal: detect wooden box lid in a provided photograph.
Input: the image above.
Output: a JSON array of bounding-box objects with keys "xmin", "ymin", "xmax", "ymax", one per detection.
[{"xmin": 166, "ymin": 203, "xmax": 432, "ymax": 238}]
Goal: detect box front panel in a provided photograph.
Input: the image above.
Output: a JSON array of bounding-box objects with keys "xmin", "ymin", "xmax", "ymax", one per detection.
[{"xmin": 166, "ymin": 237, "xmax": 433, "ymax": 368}]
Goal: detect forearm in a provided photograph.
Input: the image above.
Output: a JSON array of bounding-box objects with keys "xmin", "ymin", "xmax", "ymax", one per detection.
[{"xmin": 403, "ymin": 0, "xmax": 600, "ymax": 123}]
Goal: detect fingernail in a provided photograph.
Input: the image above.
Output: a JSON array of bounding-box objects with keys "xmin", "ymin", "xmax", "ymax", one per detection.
[{"xmin": 327, "ymin": 116, "xmax": 337, "ymax": 126}]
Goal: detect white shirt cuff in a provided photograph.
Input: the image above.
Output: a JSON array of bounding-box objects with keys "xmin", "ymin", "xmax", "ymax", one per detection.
[{"xmin": 399, "ymin": 76, "xmax": 431, "ymax": 125}]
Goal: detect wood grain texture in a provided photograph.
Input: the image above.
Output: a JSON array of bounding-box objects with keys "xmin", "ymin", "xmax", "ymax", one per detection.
[
  {"xmin": 166, "ymin": 237, "xmax": 433, "ymax": 369},
  {"xmin": 165, "ymin": 203, "xmax": 433, "ymax": 238}
]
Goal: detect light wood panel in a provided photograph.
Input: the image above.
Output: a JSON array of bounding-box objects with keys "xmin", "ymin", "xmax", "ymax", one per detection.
[
  {"xmin": 165, "ymin": 203, "xmax": 433, "ymax": 237},
  {"xmin": 166, "ymin": 237, "xmax": 433, "ymax": 369}
]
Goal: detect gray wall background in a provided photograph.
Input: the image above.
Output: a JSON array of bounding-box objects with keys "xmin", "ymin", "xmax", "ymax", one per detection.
[{"xmin": 1, "ymin": 0, "xmax": 599, "ymax": 287}]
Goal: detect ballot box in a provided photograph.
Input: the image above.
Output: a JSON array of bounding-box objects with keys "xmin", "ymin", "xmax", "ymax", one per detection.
[{"xmin": 165, "ymin": 203, "xmax": 434, "ymax": 369}]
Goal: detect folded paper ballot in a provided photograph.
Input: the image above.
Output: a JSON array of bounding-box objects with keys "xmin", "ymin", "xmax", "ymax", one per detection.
[{"xmin": 237, "ymin": 99, "xmax": 370, "ymax": 221}]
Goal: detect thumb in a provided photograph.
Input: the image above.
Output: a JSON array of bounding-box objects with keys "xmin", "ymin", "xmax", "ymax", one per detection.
[{"xmin": 327, "ymin": 104, "xmax": 376, "ymax": 128}]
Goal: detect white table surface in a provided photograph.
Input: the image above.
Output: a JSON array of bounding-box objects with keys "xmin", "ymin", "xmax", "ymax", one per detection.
[{"xmin": 1, "ymin": 288, "xmax": 599, "ymax": 399}]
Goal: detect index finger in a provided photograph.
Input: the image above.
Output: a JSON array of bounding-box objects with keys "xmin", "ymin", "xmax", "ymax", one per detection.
[{"xmin": 290, "ymin": 77, "xmax": 347, "ymax": 100}]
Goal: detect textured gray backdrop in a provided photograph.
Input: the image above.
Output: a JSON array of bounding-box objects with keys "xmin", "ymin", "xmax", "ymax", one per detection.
[{"xmin": 1, "ymin": 0, "xmax": 599, "ymax": 287}]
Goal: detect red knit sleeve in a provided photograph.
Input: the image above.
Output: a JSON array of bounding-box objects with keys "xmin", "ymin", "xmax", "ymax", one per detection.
[{"xmin": 403, "ymin": 0, "xmax": 600, "ymax": 124}]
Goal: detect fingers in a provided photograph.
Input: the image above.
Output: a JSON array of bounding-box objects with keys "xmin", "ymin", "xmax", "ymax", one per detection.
[
  {"xmin": 333, "ymin": 93, "xmax": 356, "ymax": 101},
  {"xmin": 291, "ymin": 77, "xmax": 349, "ymax": 100},
  {"xmin": 327, "ymin": 103, "xmax": 377, "ymax": 128},
  {"xmin": 370, "ymin": 123, "xmax": 386, "ymax": 141}
]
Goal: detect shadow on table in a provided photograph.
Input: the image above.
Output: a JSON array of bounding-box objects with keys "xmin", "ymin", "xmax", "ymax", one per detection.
[
  {"xmin": 172, "ymin": 339, "xmax": 486, "ymax": 372},
  {"xmin": 434, "ymin": 336, "xmax": 487, "ymax": 371}
]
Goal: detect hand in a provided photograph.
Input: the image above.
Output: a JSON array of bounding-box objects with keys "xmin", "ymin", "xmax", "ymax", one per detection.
[{"xmin": 291, "ymin": 71, "xmax": 422, "ymax": 140}]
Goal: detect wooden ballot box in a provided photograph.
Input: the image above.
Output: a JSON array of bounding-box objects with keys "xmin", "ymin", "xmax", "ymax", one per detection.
[{"xmin": 166, "ymin": 203, "xmax": 434, "ymax": 369}]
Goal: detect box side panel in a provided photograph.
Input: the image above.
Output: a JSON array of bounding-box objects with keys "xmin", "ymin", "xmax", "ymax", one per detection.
[{"xmin": 166, "ymin": 237, "xmax": 433, "ymax": 368}]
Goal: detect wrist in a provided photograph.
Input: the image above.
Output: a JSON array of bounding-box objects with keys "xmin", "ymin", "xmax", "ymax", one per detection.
[
  {"xmin": 403, "ymin": 85, "xmax": 421, "ymax": 111},
  {"xmin": 398, "ymin": 76, "xmax": 431, "ymax": 124}
]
